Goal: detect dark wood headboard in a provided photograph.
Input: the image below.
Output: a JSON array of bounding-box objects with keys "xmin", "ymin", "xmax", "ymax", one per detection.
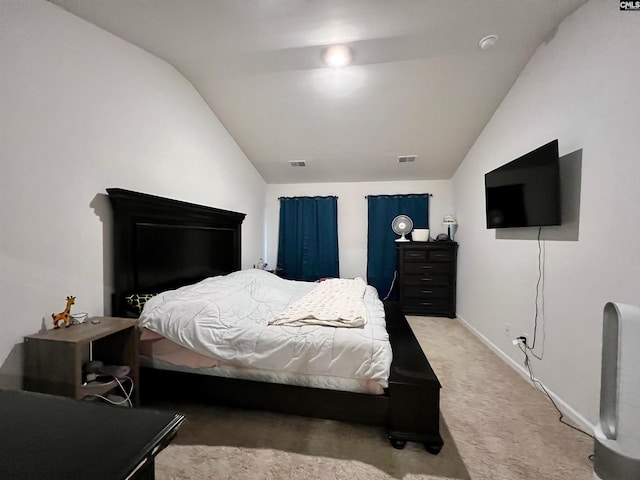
[{"xmin": 107, "ymin": 188, "xmax": 245, "ymax": 316}]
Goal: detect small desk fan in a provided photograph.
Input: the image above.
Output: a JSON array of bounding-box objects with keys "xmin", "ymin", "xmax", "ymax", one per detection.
[{"xmin": 392, "ymin": 215, "xmax": 413, "ymax": 242}]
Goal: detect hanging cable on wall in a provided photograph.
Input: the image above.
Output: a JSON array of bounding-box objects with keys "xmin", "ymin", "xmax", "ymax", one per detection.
[{"xmin": 527, "ymin": 227, "xmax": 545, "ymax": 361}]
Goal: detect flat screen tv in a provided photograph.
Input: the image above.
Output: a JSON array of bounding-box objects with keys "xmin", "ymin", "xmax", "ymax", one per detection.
[{"xmin": 485, "ymin": 139, "xmax": 561, "ymax": 229}]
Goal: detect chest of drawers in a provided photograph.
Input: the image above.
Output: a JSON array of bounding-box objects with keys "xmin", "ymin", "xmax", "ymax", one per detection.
[{"xmin": 397, "ymin": 242, "xmax": 458, "ymax": 318}]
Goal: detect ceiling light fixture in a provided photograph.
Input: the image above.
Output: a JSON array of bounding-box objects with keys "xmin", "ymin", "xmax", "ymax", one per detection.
[
  {"xmin": 479, "ymin": 34, "xmax": 498, "ymax": 50},
  {"xmin": 323, "ymin": 45, "xmax": 352, "ymax": 68}
]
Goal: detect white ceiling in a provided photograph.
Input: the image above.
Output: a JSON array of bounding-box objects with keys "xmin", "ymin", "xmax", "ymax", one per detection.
[{"xmin": 55, "ymin": 0, "xmax": 586, "ymax": 184}]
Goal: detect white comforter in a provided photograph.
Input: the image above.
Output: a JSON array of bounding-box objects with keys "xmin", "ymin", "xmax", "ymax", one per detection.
[{"xmin": 138, "ymin": 269, "xmax": 392, "ymax": 386}]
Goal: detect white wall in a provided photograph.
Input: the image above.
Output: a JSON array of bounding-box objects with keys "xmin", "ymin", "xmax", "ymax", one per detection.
[
  {"xmin": 0, "ymin": 0, "xmax": 266, "ymax": 380},
  {"xmin": 266, "ymin": 180, "xmax": 453, "ymax": 280},
  {"xmin": 452, "ymin": 0, "xmax": 640, "ymax": 428}
]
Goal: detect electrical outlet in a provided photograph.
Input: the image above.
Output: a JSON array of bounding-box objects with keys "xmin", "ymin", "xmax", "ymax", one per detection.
[
  {"xmin": 504, "ymin": 323, "xmax": 511, "ymax": 337},
  {"xmin": 512, "ymin": 333, "xmax": 529, "ymax": 347}
]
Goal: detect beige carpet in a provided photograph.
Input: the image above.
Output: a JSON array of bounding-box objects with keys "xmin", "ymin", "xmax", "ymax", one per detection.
[
  {"xmin": 154, "ymin": 316, "xmax": 594, "ymax": 480},
  {"xmin": 407, "ymin": 316, "xmax": 593, "ymax": 480},
  {"xmin": 153, "ymin": 399, "xmax": 469, "ymax": 479},
  {"xmin": 156, "ymin": 445, "xmax": 457, "ymax": 480}
]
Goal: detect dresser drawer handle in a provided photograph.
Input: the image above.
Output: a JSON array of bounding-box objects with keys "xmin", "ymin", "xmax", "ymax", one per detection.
[
  {"xmin": 420, "ymin": 277, "xmax": 432, "ymax": 282},
  {"xmin": 420, "ymin": 302, "xmax": 433, "ymax": 306},
  {"xmin": 420, "ymin": 290, "xmax": 433, "ymax": 294},
  {"xmin": 420, "ymin": 265, "xmax": 433, "ymax": 269},
  {"xmin": 433, "ymin": 254, "xmax": 449, "ymax": 259},
  {"xmin": 408, "ymin": 253, "xmax": 422, "ymax": 257}
]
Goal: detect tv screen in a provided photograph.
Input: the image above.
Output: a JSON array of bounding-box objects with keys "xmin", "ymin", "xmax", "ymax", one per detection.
[{"xmin": 485, "ymin": 140, "xmax": 561, "ymax": 229}]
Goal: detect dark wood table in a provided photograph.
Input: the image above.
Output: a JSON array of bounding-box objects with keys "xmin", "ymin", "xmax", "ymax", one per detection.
[{"xmin": 0, "ymin": 389, "xmax": 184, "ymax": 479}]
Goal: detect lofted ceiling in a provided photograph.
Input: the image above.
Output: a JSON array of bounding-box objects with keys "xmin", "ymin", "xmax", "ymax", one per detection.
[{"xmin": 55, "ymin": 0, "xmax": 586, "ymax": 184}]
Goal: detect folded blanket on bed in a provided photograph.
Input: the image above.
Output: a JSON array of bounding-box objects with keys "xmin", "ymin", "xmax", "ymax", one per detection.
[{"xmin": 269, "ymin": 277, "xmax": 367, "ymax": 327}]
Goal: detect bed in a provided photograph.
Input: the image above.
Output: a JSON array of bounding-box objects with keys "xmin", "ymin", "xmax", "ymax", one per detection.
[{"xmin": 107, "ymin": 188, "xmax": 443, "ymax": 453}]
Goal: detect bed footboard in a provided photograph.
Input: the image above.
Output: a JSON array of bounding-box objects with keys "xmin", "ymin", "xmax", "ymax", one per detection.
[{"xmin": 384, "ymin": 302, "xmax": 443, "ymax": 454}]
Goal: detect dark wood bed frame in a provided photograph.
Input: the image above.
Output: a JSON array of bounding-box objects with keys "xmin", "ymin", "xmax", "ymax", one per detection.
[{"xmin": 107, "ymin": 188, "xmax": 443, "ymax": 453}]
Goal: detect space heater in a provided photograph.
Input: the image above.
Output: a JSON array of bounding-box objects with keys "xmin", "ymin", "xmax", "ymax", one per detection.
[{"xmin": 593, "ymin": 302, "xmax": 640, "ymax": 479}]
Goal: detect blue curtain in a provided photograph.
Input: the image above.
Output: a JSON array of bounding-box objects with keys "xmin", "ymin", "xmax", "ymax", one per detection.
[
  {"xmin": 367, "ymin": 194, "xmax": 430, "ymax": 300},
  {"xmin": 277, "ymin": 196, "xmax": 339, "ymax": 281}
]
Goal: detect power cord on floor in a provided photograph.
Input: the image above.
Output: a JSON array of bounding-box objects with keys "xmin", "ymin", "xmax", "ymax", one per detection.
[
  {"xmin": 518, "ymin": 343, "xmax": 593, "ymax": 442},
  {"xmin": 85, "ymin": 375, "xmax": 134, "ymax": 407}
]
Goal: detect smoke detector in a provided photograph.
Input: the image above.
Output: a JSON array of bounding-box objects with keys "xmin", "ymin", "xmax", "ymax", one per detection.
[{"xmin": 479, "ymin": 34, "xmax": 498, "ymax": 50}]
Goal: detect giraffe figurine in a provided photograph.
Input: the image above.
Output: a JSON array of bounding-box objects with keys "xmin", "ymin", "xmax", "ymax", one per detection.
[{"xmin": 52, "ymin": 296, "xmax": 75, "ymax": 329}]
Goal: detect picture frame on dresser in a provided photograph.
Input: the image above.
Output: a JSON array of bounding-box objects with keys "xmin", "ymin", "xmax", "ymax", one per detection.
[{"xmin": 397, "ymin": 242, "xmax": 458, "ymax": 318}]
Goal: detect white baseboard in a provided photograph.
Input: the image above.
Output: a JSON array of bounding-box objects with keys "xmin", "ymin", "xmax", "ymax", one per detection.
[{"xmin": 456, "ymin": 314, "xmax": 594, "ymax": 435}]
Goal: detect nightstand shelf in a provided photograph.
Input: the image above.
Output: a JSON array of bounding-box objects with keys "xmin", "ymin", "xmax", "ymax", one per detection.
[{"xmin": 23, "ymin": 317, "xmax": 139, "ymax": 405}]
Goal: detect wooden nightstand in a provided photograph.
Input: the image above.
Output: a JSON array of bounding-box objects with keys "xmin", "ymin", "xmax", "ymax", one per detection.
[
  {"xmin": 268, "ymin": 267, "xmax": 286, "ymax": 278},
  {"xmin": 23, "ymin": 317, "xmax": 139, "ymax": 405}
]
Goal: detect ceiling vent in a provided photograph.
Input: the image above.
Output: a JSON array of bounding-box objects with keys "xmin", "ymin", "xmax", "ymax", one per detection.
[
  {"xmin": 397, "ymin": 155, "xmax": 417, "ymax": 164},
  {"xmin": 289, "ymin": 160, "xmax": 306, "ymax": 167}
]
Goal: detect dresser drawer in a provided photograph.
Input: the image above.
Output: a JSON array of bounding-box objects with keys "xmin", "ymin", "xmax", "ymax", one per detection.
[
  {"xmin": 403, "ymin": 248, "xmax": 454, "ymax": 263},
  {"xmin": 402, "ymin": 249, "xmax": 427, "ymax": 262},
  {"xmin": 402, "ymin": 273, "xmax": 450, "ymax": 286},
  {"xmin": 404, "ymin": 263, "xmax": 451, "ymax": 274},
  {"xmin": 402, "ymin": 298, "xmax": 451, "ymax": 311},
  {"xmin": 427, "ymin": 249, "xmax": 454, "ymax": 262},
  {"xmin": 403, "ymin": 285, "xmax": 450, "ymax": 298}
]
